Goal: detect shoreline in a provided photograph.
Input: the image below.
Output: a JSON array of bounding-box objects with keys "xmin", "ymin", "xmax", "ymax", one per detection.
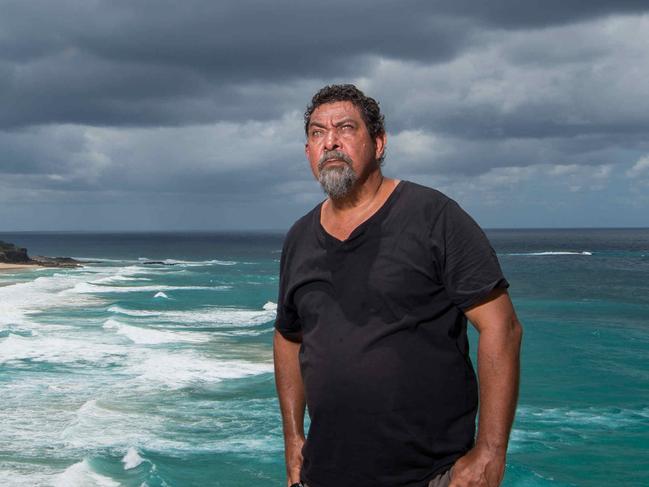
[{"xmin": 0, "ymin": 263, "xmax": 42, "ymax": 272}]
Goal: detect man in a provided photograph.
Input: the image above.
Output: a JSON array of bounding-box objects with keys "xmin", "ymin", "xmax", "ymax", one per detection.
[{"xmin": 274, "ymin": 84, "xmax": 522, "ymax": 487}]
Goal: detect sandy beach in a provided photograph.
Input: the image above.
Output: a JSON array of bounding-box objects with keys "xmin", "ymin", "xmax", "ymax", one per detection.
[{"xmin": 0, "ymin": 263, "xmax": 41, "ymax": 272}]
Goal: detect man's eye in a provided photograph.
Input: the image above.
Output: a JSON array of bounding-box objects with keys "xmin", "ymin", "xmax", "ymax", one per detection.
[
  {"xmin": 311, "ymin": 129, "xmax": 323, "ymax": 137},
  {"xmin": 341, "ymin": 125, "xmax": 353, "ymax": 131}
]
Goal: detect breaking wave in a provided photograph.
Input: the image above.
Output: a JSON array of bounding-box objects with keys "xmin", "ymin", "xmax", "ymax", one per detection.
[
  {"xmin": 504, "ymin": 251, "xmax": 592, "ymax": 256},
  {"xmin": 107, "ymin": 302, "xmax": 276, "ymax": 327}
]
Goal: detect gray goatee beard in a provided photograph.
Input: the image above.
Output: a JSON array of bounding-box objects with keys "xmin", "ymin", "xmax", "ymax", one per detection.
[{"xmin": 317, "ymin": 150, "xmax": 358, "ymax": 200}]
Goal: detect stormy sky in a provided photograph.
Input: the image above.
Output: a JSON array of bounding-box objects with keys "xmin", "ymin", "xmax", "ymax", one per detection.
[{"xmin": 1, "ymin": 0, "xmax": 648, "ymax": 231}]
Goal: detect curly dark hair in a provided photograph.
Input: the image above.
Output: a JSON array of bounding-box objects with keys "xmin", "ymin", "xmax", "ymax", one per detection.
[{"xmin": 304, "ymin": 84, "xmax": 386, "ymax": 141}]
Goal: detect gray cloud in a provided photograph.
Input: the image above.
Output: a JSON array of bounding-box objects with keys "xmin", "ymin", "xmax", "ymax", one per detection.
[
  {"xmin": 0, "ymin": 1, "xmax": 471, "ymax": 128},
  {"xmin": 434, "ymin": 0, "xmax": 648, "ymax": 28},
  {"xmin": 4, "ymin": 1, "xmax": 647, "ymax": 129},
  {"xmin": 1, "ymin": 1, "xmax": 649, "ymax": 229}
]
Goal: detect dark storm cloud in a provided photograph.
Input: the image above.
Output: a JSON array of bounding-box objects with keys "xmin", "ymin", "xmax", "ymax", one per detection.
[
  {"xmin": 435, "ymin": 0, "xmax": 648, "ymax": 28},
  {"xmin": 2, "ymin": 1, "xmax": 649, "ymax": 229},
  {"xmin": 0, "ymin": 0, "xmax": 468, "ymax": 128},
  {"xmin": 3, "ymin": 0, "xmax": 647, "ymax": 129}
]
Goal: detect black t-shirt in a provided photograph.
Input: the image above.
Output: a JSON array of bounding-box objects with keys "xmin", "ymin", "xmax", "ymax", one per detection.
[{"xmin": 275, "ymin": 181, "xmax": 509, "ymax": 487}]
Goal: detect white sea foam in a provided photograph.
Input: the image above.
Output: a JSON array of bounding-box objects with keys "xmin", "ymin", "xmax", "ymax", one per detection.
[
  {"xmin": 0, "ymin": 263, "xmax": 229, "ymax": 331},
  {"xmin": 0, "ymin": 273, "xmax": 102, "ymax": 328},
  {"xmin": 161, "ymin": 258, "xmax": 237, "ymax": 266},
  {"xmin": 127, "ymin": 349, "xmax": 273, "ymax": 388},
  {"xmin": 0, "ymin": 262, "xmax": 280, "ymax": 482},
  {"xmin": 62, "ymin": 398, "xmax": 185, "ymax": 452},
  {"xmin": 122, "ymin": 447, "xmax": 144, "ymax": 470},
  {"xmin": 70, "ymin": 282, "xmax": 230, "ymax": 294},
  {"xmin": 102, "ymin": 319, "xmax": 210, "ymax": 344},
  {"xmin": 0, "ymin": 263, "xmax": 184, "ymax": 330},
  {"xmin": 62, "ymin": 396, "xmax": 282, "ymax": 455},
  {"xmin": 136, "ymin": 257, "xmax": 237, "ymax": 266},
  {"xmin": 107, "ymin": 303, "xmax": 276, "ymax": 327},
  {"xmin": 90, "ymin": 275, "xmax": 152, "ymax": 284},
  {"xmin": 54, "ymin": 459, "xmax": 120, "ymax": 487},
  {"xmin": 211, "ymin": 326, "xmax": 275, "ymax": 337},
  {"xmin": 509, "ymin": 405, "xmax": 649, "ymax": 453},
  {"xmin": 517, "ymin": 405, "xmax": 649, "ymax": 426},
  {"xmin": 85, "ymin": 264, "xmax": 174, "ymax": 277},
  {"xmin": 0, "ymin": 379, "xmax": 81, "ymax": 475},
  {"xmin": 263, "ymin": 301, "xmax": 277, "ymax": 311},
  {"xmin": 120, "ymin": 264, "xmax": 178, "ymax": 275},
  {"xmin": 0, "ymin": 469, "xmax": 60, "ymax": 487},
  {"xmin": 505, "ymin": 251, "xmax": 592, "ymax": 256},
  {"xmin": 154, "ymin": 291, "xmax": 169, "ymax": 298},
  {"xmin": 0, "ymin": 333, "xmax": 127, "ymax": 365}
]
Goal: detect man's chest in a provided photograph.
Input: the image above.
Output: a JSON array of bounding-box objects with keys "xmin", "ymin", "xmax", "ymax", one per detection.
[{"xmin": 288, "ymin": 229, "xmax": 448, "ymax": 330}]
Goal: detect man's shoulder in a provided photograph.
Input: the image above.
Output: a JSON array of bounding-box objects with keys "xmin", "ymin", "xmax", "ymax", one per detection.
[
  {"xmin": 402, "ymin": 180, "xmax": 450, "ymax": 202},
  {"xmin": 400, "ymin": 180, "xmax": 453, "ymax": 214},
  {"xmin": 283, "ymin": 203, "xmax": 321, "ymax": 248},
  {"xmin": 396, "ymin": 181, "xmax": 481, "ymax": 235}
]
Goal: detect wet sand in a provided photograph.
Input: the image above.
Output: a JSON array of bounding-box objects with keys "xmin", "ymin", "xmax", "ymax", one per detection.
[{"xmin": 0, "ymin": 263, "xmax": 41, "ymax": 272}]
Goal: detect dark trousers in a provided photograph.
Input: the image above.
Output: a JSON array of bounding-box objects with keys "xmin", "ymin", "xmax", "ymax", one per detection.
[
  {"xmin": 427, "ymin": 467, "xmax": 452, "ymax": 487},
  {"xmin": 303, "ymin": 467, "xmax": 453, "ymax": 487}
]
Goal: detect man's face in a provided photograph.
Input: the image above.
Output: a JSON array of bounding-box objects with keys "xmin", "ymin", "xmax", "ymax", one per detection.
[{"xmin": 305, "ymin": 101, "xmax": 385, "ymax": 199}]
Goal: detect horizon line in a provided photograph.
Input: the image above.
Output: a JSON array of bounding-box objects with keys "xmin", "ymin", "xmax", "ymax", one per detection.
[{"xmin": 2, "ymin": 226, "xmax": 649, "ymax": 234}]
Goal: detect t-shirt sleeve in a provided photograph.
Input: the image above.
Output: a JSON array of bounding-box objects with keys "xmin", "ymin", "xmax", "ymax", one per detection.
[
  {"xmin": 274, "ymin": 238, "xmax": 303, "ymax": 342},
  {"xmin": 431, "ymin": 200, "xmax": 509, "ymax": 311}
]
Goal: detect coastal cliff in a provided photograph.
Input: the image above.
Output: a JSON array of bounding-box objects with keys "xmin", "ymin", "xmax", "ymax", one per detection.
[
  {"xmin": 0, "ymin": 241, "xmax": 30, "ymax": 263},
  {"xmin": 0, "ymin": 240, "xmax": 81, "ymax": 267}
]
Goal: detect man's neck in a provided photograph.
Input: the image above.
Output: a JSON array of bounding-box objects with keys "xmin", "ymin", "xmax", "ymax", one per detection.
[
  {"xmin": 320, "ymin": 171, "xmax": 400, "ymax": 241},
  {"xmin": 326, "ymin": 170, "xmax": 385, "ymax": 215}
]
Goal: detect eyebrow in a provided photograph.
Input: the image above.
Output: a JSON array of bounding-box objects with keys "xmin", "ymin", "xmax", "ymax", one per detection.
[
  {"xmin": 333, "ymin": 118, "xmax": 357, "ymax": 127},
  {"xmin": 308, "ymin": 117, "xmax": 358, "ymax": 129}
]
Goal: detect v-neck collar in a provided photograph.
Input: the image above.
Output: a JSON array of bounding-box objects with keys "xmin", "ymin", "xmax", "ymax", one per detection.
[{"xmin": 315, "ymin": 180, "xmax": 405, "ymax": 245}]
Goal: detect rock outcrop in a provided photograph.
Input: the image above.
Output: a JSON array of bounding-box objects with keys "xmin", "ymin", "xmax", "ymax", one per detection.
[
  {"xmin": 0, "ymin": 241, "xmax": 30, "ymax": 263},
  {"xmin": 0, "ymin": 240, "xmax": 81, "ymax": 267}
]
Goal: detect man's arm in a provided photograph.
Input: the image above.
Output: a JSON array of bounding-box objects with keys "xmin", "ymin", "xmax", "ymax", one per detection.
[
  {"xmin": 273, "ymin": 330, "xmax": 306, "ymax": 486},
  {"xmin": 449, "ymin": 289, "xmax": 522, "ymax": 487}
]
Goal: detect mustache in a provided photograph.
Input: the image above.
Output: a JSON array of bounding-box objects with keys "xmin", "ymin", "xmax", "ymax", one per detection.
[{"xmin": 317, "ymin": 150, "xmax": 353, "ymax": 170}]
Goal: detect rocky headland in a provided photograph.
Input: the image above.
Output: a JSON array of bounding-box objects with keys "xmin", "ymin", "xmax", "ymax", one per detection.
[{"xmin": 0, "ymin": 240, "xmax": 82, "ymax": 268}]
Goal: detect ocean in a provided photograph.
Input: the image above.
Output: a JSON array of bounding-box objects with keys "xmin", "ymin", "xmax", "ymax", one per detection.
[{"xmin": 0, "ymin": 229, "xmax": 647, "ymax": 486}]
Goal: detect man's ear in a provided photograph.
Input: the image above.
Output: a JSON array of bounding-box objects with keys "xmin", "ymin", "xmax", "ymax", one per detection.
[{"xmin": 374, "ymin": 132, "xmax": 387, "ymax": 161}]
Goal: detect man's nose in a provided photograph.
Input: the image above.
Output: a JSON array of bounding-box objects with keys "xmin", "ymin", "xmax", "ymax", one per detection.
[{"xmin": 324, "ymin": 130, "xmax": 340, "ymax": 150}]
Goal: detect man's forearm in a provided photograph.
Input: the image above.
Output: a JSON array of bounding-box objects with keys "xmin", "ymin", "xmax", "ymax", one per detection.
[
  {"xmin": 273, "ymin": 330, "xmax": 306, "ymax": 485},
  {"xmin": 475, "ymin": 315, "xmax": 522, "ymax": 455},
  {"xmin": 452, "ymin": 291, "xmax": 522, "ymax": 487}
]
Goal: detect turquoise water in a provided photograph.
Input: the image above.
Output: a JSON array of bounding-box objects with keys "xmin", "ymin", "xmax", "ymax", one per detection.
[{"xmin": 0, "ymin": 230, "xmax": 647, "ymax": 486}]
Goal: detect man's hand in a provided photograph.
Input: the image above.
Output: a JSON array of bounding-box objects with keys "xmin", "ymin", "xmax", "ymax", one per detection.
[{"xmin": 448, "ymin": 445, "xmax": 506, "ymax": 487}]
